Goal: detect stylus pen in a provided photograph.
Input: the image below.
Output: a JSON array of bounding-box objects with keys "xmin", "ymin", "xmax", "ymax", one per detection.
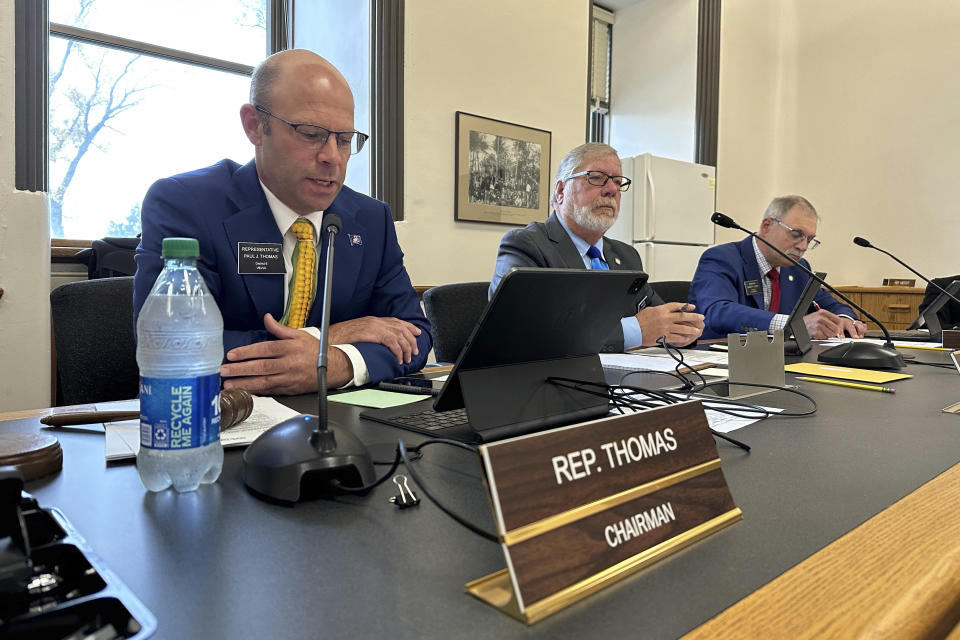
[{"xmin": 795, "ymin": 376, "xmax": 895, "ymax": 394}]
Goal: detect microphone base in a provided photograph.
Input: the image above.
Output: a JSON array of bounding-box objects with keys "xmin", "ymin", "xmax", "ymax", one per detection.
[
  {"xmin": 817, "ymin": 342, "xmax": 905, "ymax": 370},
  {"xmin": 242, "ymin": 414, "xmax": 376, "ymax": 503}
]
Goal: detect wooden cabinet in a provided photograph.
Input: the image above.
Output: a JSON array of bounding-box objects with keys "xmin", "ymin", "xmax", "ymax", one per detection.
[{"xmin": 833, "ymin": 286, "xmax": 925, "ymax": 330}]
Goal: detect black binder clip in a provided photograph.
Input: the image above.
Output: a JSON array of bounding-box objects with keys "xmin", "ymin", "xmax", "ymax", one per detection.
[{"xmin": 388, "ymin": 474, "xmax": 420, "ymax": 509}]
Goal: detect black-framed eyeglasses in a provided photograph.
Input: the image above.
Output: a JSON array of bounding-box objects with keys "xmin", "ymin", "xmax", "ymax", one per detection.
[
  {"xmin": 567, "ymin": 170, "xmax": 632, "ymax": 192},
  {"xmin": 254, "ymin": 105, "xmax": 369, "ymax": 155},
  {"xmin": 772, "ymin": 217, "xmax": 820, "ymax": 250}
]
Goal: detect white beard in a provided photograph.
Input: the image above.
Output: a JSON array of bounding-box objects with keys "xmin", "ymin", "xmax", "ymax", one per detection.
[{"xmin": 570, "ymin": 198, "xmax": 618, "ymax": 233}]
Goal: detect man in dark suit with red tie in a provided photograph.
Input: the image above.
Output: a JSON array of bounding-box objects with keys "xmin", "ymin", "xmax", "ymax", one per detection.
[{"xmin": 689, "ymin": 195, "xmax": 866, "ymax": 340}]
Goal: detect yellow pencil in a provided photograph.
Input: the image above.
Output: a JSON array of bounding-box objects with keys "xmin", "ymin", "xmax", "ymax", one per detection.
[
  {"xmin": 893, "ymin": 344, "xmax": 948, "ymax": 351},
  {"xmin": 795, "ymin": 376, "xmax": 895, "ymax": 394}
]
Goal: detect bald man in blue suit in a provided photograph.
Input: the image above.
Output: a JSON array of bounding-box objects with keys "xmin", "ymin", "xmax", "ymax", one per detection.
[
  {"xmin": 689, "ymin": 195, "xmax": 866, "ymax": 340},
  {"xmin": 134, "ymin": 50, "xmax": 429, "ymax": 394}
]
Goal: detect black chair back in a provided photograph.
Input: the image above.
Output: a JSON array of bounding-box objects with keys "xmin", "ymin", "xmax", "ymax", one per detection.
[
  {"xmin": 650, "ymin": 280, "xmax": 692, "ymax": 304},
  {"xmin": 422, "ymin": 282, "xmax": 490, "ymax": 363},
  {"xmin": 50, "ymin": 276, "xmax": 139, "ymax": 405},
  {"xmin": 75, "ymin": 237, "xmax": 139, "ymax": 279}
]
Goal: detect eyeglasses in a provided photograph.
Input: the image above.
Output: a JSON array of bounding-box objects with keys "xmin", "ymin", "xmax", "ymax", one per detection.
[
  {"xmin": 567, "ymin": 170, "xmax": 632, "ymax": 192},
  {"xmin": 254, "ymin": 105, "xmax": 369, "ymax": 155},
  {"xmin": 772, "ymin": 217, "xmax": 821, "ymax": 250}
]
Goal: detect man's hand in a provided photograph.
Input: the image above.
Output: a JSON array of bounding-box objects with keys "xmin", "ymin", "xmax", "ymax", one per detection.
[
  {"xmin": 636, "ymin": 303, "xmax": 705, "ymax": 347},
  {"xmin": 328, "ymin": 316, "xmax": 422, "ymax": 364},
  {"xmin": 220, "ymin": 314, "xmax": 353, "ymax": 395},
  {"xmin": 841, "ymin": 316, "xmax": 867, "ymax": 338},
  {"xmin": 802, "ymin": 309, "xmax": 848, "ymax": 339}
]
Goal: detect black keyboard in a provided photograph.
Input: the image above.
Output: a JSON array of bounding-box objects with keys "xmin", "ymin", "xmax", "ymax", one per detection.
[
  {"xmin": 864, "ymin": 329, "xmax": 932, "ymax": 341},
  {"xmin": 386, "ymin": 407, "xmax": 470, "ymax": 431}
]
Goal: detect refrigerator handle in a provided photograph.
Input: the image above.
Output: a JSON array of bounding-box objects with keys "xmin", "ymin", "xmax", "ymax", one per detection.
[{"xmin": 644, "ymin": 162, "xmax": 655, "ymax": 241}]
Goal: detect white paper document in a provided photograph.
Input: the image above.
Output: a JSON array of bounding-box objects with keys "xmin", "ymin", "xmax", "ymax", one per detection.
[
  {"xmin": 630, "ymin": 347, "xmax": 730, "ymax": 365},
  {"xmin": 601, "ymin": 351, "xmax": 727, "ymax": 374},
  {"xmin": 104, "ymin": 395, "xmax": 300, "ymax": 461},
  {"xmin": 703, "ymin": 407, "xmax": 779, "ymax": 433}
]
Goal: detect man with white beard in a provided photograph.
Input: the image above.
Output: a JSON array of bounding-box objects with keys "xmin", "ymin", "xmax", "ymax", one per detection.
[{"xmin": 489, "ymin": 143, "xmax": 704, "ymax": 351}]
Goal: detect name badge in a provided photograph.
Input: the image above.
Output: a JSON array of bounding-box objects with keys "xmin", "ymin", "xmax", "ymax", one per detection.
[
  {"xmin": 744, "ymin": 279, "xmax": 762, "ymax": 296},
  {"xmin": 237, "ymin": 242, "xmax": 284, "ymax": 275}
]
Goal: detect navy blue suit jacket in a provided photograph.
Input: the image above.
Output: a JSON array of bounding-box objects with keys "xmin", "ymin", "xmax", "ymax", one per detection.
[
  {"xmin": 689, "ymin": 236, "xmax": 855, "ymax": 339},
  {"xmin": 133, "ymin": 159, "xmax": 431, "ymax": 383}
]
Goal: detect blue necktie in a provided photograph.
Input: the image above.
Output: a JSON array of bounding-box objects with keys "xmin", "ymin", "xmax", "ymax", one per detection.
[{"xmin": 586, "ymin": 245, "xmax": 609, "ymax": 271}]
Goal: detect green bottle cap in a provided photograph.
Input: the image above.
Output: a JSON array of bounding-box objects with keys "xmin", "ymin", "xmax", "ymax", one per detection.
[{"xmin": 161, "ymin": 237, "xmax": 200, "ymax": 259}]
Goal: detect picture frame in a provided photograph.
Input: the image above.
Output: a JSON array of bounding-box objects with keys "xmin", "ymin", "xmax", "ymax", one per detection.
[{"xmin": 455, "ymin": 111, "xmax": 551, "ymax": 225}]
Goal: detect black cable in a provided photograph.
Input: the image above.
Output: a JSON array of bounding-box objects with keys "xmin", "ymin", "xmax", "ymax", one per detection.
[
  {"xmin": 546, "ymin": 376, "xmax": 752, "ymax": 451},
  {"xmin": 398, "ymin": 439, "xmax": 499, "ymax": 543},
  {"xmin": 330, "ymin": 450, "xmax": 401, "ymax": 493},
  {"xmin": 907, "ymin": 360, "xmax": 954, "ymax": 369},
  {"xmin": 335, "ymin": 438, "xmax": 499, "ymax": 542}
]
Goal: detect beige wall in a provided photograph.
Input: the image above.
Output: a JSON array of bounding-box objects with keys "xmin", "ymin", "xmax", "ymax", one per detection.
[
  {"xmin": 0, "ymin": 3, "xmax": 53, "ymax": 412},
  {"xmin": 717, "ymin": 0, "xmax": 960, "ymax": 285},
  {"xmin": 396, "ymin": 0, "xmax": 590, "ymax": 287}
]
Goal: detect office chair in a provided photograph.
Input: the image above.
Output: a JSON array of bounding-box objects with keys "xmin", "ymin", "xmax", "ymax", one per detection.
[
  {"xmin": 422, "ymin": 282, "xmax": 490, "ymax": 363},
  {"xmin": 75, "ymin": 236, "xmax": 140, "ymax": 279},
  {"xmin": 50, "ymin": 276, "xmax": 140, "ymax": 405},
  {"xmin": 650, "ymin": 280, "xmax": 692, "ymax": 304}
]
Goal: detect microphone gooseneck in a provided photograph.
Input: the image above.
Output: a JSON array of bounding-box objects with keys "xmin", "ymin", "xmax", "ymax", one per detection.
[
  {"xmin": 852, "ymin": 236, "xmax": 960, "ymax": 309},
  {"xmin": 711, "ymin": 212, "xmax": 904, "ymax": 369},
  {"xmin": 315, "ymin": 213, "xmax": 343, "ymax": 434}
]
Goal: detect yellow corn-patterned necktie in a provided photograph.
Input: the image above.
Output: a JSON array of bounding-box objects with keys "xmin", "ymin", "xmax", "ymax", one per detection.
[{"xmin": 281, "ymin": 218, "xmax": 318, "ymax": 328}]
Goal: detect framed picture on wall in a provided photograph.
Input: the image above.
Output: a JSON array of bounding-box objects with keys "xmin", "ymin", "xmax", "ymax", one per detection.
[{"xmin": 455, "ymin": 111, "xmax": 551, "ymax": 225}]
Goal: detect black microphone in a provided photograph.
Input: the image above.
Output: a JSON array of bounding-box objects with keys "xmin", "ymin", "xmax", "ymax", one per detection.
[
  {"xmin": 853, "ymin": 236, "xmax": 960, "ymax": 333},
  {"xmin": 242, "ymin": 213, "xmax": 376, "ymax": 502},
  {"xmin": 711, "ymin": 212, "xmax": 904, "ymax": 369},
  {"xmin": 315, "ymin": 213, "xmax": 343, "ymax": 427}
]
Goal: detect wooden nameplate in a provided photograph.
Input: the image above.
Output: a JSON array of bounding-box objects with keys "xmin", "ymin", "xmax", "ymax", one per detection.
[{"xmin": 468, "ymin": 401, "xmax": 741, "ymax": 623}]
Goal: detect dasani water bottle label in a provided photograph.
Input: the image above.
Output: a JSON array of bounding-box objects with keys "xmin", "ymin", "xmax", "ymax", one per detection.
[{"xmin": 140, "ymin": 374, "xmax": 221, "ymax": 449}]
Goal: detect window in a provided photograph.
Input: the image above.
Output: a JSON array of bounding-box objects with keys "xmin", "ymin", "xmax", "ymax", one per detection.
[
  {"xmin": 293, "ymin": 0, "xmax": 371, "ymax": 196},
  {"xmin": 17, "ymin": 1, "xmax": 402, "ymax": 238},
  {"xmin": 588, "ymin": 5, "xmax": 614, "ymax": 143},
  {"xmin": 46, "ymin": 0, "xmax": 269, "ymax": 239}
]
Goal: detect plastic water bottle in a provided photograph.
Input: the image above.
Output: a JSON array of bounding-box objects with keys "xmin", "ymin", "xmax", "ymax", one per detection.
[{"xmin": 136, "ymin": 237, "xmax": 224, "ymax": 492}]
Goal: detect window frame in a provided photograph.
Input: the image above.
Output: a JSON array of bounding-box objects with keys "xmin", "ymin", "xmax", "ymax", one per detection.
[{"xmin": 18, "ymin": 0, "xmax": 404, "ymax": 243}]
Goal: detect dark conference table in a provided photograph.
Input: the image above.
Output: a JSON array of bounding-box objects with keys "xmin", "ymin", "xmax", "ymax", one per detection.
[{"xmin": 6, "ymin": 347, "xmax": 960, "ymax": 639}]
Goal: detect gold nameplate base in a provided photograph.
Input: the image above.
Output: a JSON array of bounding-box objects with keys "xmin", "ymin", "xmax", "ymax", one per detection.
[{"xmin": 466, "ymin": 509, "xmax": 742, "ymax": 624}]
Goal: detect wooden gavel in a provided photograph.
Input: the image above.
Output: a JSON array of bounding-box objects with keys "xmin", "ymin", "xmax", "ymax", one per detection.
[{"xmin": 40, "ymin": 388, "xmax": 254, "ymax": 429}]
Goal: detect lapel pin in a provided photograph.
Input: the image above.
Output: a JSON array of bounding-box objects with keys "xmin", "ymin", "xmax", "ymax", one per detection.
[
  {"xmin": 788, "ymin": 274, "xmax": 794, "ymax": 282},
  {"xmin": 615, "ymin": 258, "xmax": 621, "ymax": 265},
  {"xmin": 349, "ymin": 234, "xmax": 362, "ymax": 246}
]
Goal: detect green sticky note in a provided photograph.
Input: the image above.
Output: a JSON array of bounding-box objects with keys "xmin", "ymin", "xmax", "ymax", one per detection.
[{"xmin": 328, "ymin": 389, "xmax": 431, "ymax": 409}]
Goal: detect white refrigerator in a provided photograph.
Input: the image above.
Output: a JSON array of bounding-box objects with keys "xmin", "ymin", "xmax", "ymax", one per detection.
[{"xmin": 605, "ymin": 153, "xmax": 717, "ymax": 282}]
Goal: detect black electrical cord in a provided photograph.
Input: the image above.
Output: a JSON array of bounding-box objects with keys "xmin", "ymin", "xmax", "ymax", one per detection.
[
  {"xmin": 545, "ymin": 376, "xmax": 752, "ymax": 451},
  {"xmin": 398, "ymin": 439, "xmax": 499, "ymax": 543},
  {"xmin": 332, "ymin": 438, "xmax": 500, "ymax": 543},
  {"xmin": 907, "ymin": 360, "xmax": 954, "ymax": 369}
]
